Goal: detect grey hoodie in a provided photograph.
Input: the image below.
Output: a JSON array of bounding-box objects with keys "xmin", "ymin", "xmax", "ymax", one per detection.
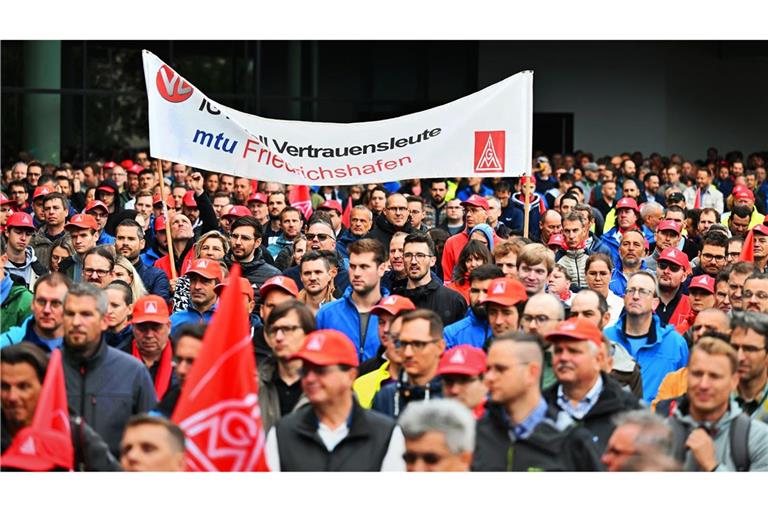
[{"xmin": 4, "ymin": 246, "xmax": 39, "ymax": 287}]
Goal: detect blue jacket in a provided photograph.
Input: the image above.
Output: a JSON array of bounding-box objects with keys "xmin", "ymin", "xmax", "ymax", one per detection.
[
  {"xmin": 456, "ymin": 184, "xmax": 494, "ymax": 201},
  {"xmin": 444, "ymin": 309, "xmax": 491, "ymax": 350},
  {"xmin": 169, "ymin": 303, "xmax": 217, "ymax": 340},
  {"xmin": 603, "ymin": 313, "xmax": 689, "ymax": 402},
  {"xmin": 315, "ymin": 286, "xmax": 388, "ymax": 361},
  {"xmin": 97, "ymin": 230, "xmax": 115, "ymax": 245},
  {"xmin": 133, "ymin": 257, "xmax": 171, "ymax": 302},
  {"xmin": 601, "ymin": 226, "xmax": 655, "ymax": 268},
  {"xmin": 140, "ymin": 246, "xmax": 165, "ymax": 268},
  {"xmin": 0, "ymin": 316, "xmax": 63, "ymax": 352},
  {"xmin": 609, "ymin": 261, "xmax": 651, "ymax": 297},
  {"xmin": 370, "ymin": 374, "xmax": 444, "ymax": 419}
]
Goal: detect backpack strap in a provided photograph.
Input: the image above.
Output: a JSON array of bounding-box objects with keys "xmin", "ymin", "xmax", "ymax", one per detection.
[
  {"xmin": 667, "ymin": 418, "xmax": 691, "ymax": 464},
  {"xmin": 729, "ymin": 413, "xmax": 752, "ymax": 472}
]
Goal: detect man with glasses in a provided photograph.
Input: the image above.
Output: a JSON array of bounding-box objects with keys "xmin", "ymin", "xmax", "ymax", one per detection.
[
  {"xmin": 743, "ymin": 272, "xmax": 768, "ymax": 313},
  {"xmin": 368, "ymin": 193, "xmax": 414, "ymax": 250},
  {"xmin": 521, "ymin": 293, "xmax": 565, "ymax": 389},
  {"xmin": 7, "ymin": 181, "xmax": 29, "ymax": 213},
  {"xmin": 695, "ymin": 230, "xmax": 728, "ymax": 279},
  {"xmin": 605, "ymin": 271, "xmax": 689, "ymax": 402},
  {"xmin": 601, "ymin": 410, "xmax": 676, "ymax": 471},
  {"xmin": 228, "ymin": 216, "xmax": 280, "ymax": 303},
  {"xmin": 82, "ymin": 246, "xmax": 116, "ymax": 288},
  {"xmin": 436, "ymin": 346, "xmax": 489, "ymax": 420},
  {"xmin": 655, "ymin": 248, "xmax": 692, "ymax": 327},
  {"xmin": 372, "ymin": 309, "xmax": 446, "ymax": 419},
  {"xmin": 60, "ymin": 213, "xmax": 99, "ymax": 283},
  {"xmin": 0, "ymin": 272, "xmax": 71, "ymax": 351},
  {"xmin": 265, "ymin": 329, "xmax": 406, "ymax": 471},
  {"xmin": 730, "ymin": 312, "xmax": 768, "ymax": 422},
  {"xmin": 131, "ymin": 295, "xmax": 176, "ymax": 402},
  {"xmin": 84, "ymin": 200, "xmax": 115, "ymax": 245},
  {"xmin": 726, "ymin": 236, "xmax": 744, "ymax": 265},
  {"xmin": 394, "ymin": 232, "xmax": 467, "ymax": 328}
]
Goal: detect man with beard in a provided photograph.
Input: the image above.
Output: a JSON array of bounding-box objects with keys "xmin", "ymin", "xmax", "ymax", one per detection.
[
  {"xmin": 644, "ymin": 220, "xmax": 681, "ymax": 272},
  {"xmin": 444, "ymin": 264, "xmax": 503, "ymax": 350},
  {"xmin": 368, "ymin": 193, "xmax": 414, "ymax": 250},
  {"xmin": 723, "ymin": 186, "xmax": 765, "ymax": 230},
  {"xmin": 428, "ymin": 179, "xmax": 449, "ymax": 228},
  {"xmin": 655, "ymin": 248, "xmax": 692, "ymax": 327},
  {"xmin": 283, "ymin": 218, "xmax": 350, "ymax": 296},
  {"xmin": 594, "ymin": 178, "xmax": 617, "ymax": 220},
  {"xmin": 227, "ymin": 216, "xmax": 281, "ymax": 303},
  {"xmin": 297, "ymin": 251, "xmax": 337, "ymax": 314},
  {"xmin": 233, "ymin": 177, "xmax": 252, "ymax": 206},
  {"xmin": 726, "ymin": 205, "xmax": 752, "ymax": 240},
  {"xmin": 264, "ymin": 191, "xmax": 287, "ymax": 248},
  {"xmin": 695, "ymin": 231, "xmax": 728, "ymax": 279},
  {"xmin": 684, "ymin": 167, "xmax": 724, "ymax": 214},
  {"xmin": 115, "ymin": 219, "xmax": 170, "ymax": 301},
  {"xmin": 609, "ymin": 229, "xmax": 647, "ymax": 297}
]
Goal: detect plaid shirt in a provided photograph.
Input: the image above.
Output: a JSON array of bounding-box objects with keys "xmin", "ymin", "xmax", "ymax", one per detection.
[{"xmin": 557, "ymin": 375, "xmax": 604, "ymax": 420}]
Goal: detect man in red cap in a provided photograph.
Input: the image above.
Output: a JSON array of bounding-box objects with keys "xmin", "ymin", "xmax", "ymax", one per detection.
[
  {"xmin": 3, "ymin": 212, "xmax": 44, "ymax": 286},
  {"xmin": 723, "ymin": 185, "xmax": 765, "ymax": 231},
  {"xmin": 121, "ymin": 163, "xmax": 143, "ymax": 205},
  {"xmin": 253, "ymin": 275, "xmax": 300, "ymax": 363},
  {"xmin": 684, "ymin": 167, "xmax": 724, "ymax": 214},
  {"xmin": 265, "ymin": 329, "xmax": 406, "ymax": 471},
  {"xmin": 84, "ymin": 199, "xmax": 116, "ymax": 245},
  {"xmin": 643, "ymin": 219, "xmax": 682, "ymax": 272},
  {"xmin": 30, "ymin": 185, "xmax": 53, "ymax": 228},
  {"xmin": 752, "ymin": 224, "xmax": 768, "ymax": 272},
  {"xmin": 441, "ymin": 194, "xmax": 501, "ymax": 282},
  {"xmin": 0, "ymin": 193, "xmax": 14, "ymax": 229},
  {"xmin": 94, "ymin": 179, "xmax": 122, "ymax": 236},
  {"xmin": 437, "ymin": 346, "xmax": 489, "ymax": 419},
  {"xmin": 246, "ymin": 191, "xmax": 269, "ymax": 228},
  {"xmin": 479, "ymin": 276, "xmax": 528, "ymax": 341},
  {"xmin": 368, "ymin": 193, "xmax": 415, "ymax": 251},
  {"xmin": 600, "ymin": 196, "xmax": 644, "ymax": 266},
  {"xmin": 131, "ymin": 295, "xmax": 176, "ymax": 401},
  {"xmin": 543, "ymin": 317, "xmax": 641, "ymax": 454},
  {"xmin": 317, "ymin": 199, "xmax": 345, "ymax": 238},
  {"xmin": 444, "ymin": 264, "xmax": 504, "ymax": 350},
  {"xmin": 180, "ymin": 190, "xmax": 200, "ymax": 227},
  {"xmin": 169, "ymin": 258, "xmax": 223, "ymax": 339},
  {"xmin": 676, "ymin": 275, "xmax": 716, "ymax": 335},
  {"xmin": 220, "ymin": 204, "xmax": 249, "ymax": 235},
  {"xmin": 60, "ymin": 213, "xmax": 99, "ymax": 282},
  {"xmin": 655, "ymin": 247, "xmax": 692, "ymax": 327}
]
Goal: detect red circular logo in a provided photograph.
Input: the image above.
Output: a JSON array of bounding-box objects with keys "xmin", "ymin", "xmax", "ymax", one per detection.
[{"xmin": 156, "ymin": 65, "xmax": 193, "ymax": 103}]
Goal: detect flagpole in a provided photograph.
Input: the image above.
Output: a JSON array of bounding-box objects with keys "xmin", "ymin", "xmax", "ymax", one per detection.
[
  {"xmin": 156, "ymin": 160, "xmax": 177, "ymax": 280},
  {"xmin": 523, "ymin": 173, "xmax": 530, "ymax": 239}
]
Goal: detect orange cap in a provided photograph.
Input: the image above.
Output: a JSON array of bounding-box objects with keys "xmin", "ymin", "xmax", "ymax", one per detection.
[
  {"xmin": 184, "ymin": 258, "xmax": 224, "ymax": 282},
  {"xmin": 260, "ymin": 275, "xmax": 298, "ymax": 298},
  {"xmin": 545, "ymin": 317, "xmax": 603, "ymax": 346},
  {"xmin": 65, "ymin": 213, "xmax": 98, "ymax": 231},
  {"xmin": 479, "ymin": 277, "xmax": 528, "ymax": 307},
  {"xmin": 215, "ymin": 277, "xmax": 254, "ymax": 300},
  {"xmin": 290, "ymin": 330, "xmax": 359, "ymax": 367},
  {"xmin": 436, "ymin": 346, "xmax": 487, "ymax": 377},
  {"xmin": 132, "ymin": 295, "xmax": 170, "ymax": 324},
  {"xmin": 370, "ymin": 295, "xmax": 416, "ymax": 317}
]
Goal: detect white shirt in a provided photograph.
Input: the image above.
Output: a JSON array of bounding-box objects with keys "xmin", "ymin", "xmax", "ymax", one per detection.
[{"xmin": 606, "ymin": 291, "xmax": 624, "ymax": 327}]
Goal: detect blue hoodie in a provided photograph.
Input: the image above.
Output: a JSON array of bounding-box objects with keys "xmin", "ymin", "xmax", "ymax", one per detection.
[
  {"xmin": 469, "ymin": 223, "xmax": 495, "ymax": 251},
  {"xmin": 0, "ymin": 315, "xmax": 63, "ymax": 352},
  {"xmin": 169, "ymin": 302, "xmax": 218, "ymax": 340},
  {"xmin": 604, "ymin": 313, "xmax": 689, "ymax": 402},
  {"xmin": 444, "ymin": 309, "xmax": 491, "ymax": 350}
]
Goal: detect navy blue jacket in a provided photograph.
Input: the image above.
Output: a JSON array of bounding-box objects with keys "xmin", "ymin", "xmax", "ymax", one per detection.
[
  {"xmin": 133, "ymin": 257, "xmax": 171, "ymax": 302},
  {"xmin": 370, "ymin": 374, "xmax": 443, "ymax": 419}
]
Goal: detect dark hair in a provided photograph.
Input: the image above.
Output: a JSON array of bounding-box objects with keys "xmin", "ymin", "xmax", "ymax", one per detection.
[
  {"xmin": 561, "ymin": 194, "xmax": 579, "ymax": 205},
  {"xmin": 574, "ymin": 289, "xmax": 609, "ymax": 316},
  {"xmin": 265, "ymin": 299, "xmax": 316, "ymax": 333},
  {"xmin": 116, "ymin": 218, "xmax": 145, "ymax": 240},
  {"xmin": 42, "ymin": 192, "xmax": 69, "ymax": 211},
  {"xmin": 300, "ymin": 250, "xmax": 331, "ymax": 272},
  {"xmin": 469, "ymin": 263, "xmax": 504, "ymax": 283},
  {"xmin": 317, "ymin": 249, "xmax": 340, "ymax": 269},
  {"xmin": 731, "ymin": 311, "xmax": 768, "ymax": 349},
  {"xmin": 586, "ymin": 252, "xmax": 614, "ymax": 273},
  {"xmin": 406, "ymin": 195, "xmax": 424, "ymax": 207},
  {"xmin": 280, "ymin": 206, "xmax": 304, "ymax": 222},
  {"xmin": 348, "ymin": 238, "xmax": 386, "ymax": 265},
  {"xmin": 730, "ymin": 205, "xmax": 752, "ymax": 220},
  {"xmin": 0, "ymin": 342, "xmax": 49, "ymax": 383},
  {"xmin": 172, "ymin": 322, "xmax": 207, "ymax": 346},
  {"xmin": 700, "ymin": 230, "xmax": 728, "ymax": 250},
  {"xmin": 699, "ymin": 207, "xmax": 721, "ymax": 224},
  {"xmin": 231, "ymin": 215, "xmax": 263, "ymax": 238},
  {"xmin": 427, "ymin": 228, "xmax": 450, "ymax": 248},
  {"xmin": 404, "ymin": 231, "xmax": 436, "ymax": 256},
  {"xmin": 106, "ymin": 279, "xmax": 134, "ymax": 306},
  {"xmin": 83, "ymin": 245, "xmax": 116, "ymax": 271},
  {"xmin": 453, "ymin": 240, "xmax": 492, "ymax": 284},
  {"xmin": 125, "ymin": 414, "xmax": 186, "ymax": 453},
  {"xmin": 494, "ymin": 181, "xmax": 511, "ymax": 194},
  {"xmin": 399, "ymin": 309, "xmax": 444, "ymax": 340}
]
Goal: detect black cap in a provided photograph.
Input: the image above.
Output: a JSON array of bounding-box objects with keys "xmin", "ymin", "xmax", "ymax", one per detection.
[{"xmin": 668, "ymin": 192, "xmax": 685, "ymax": 203}]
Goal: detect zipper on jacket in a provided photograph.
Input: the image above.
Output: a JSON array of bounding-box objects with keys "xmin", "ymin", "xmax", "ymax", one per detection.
[{"xmin": 79, "ymin": 366, "xmax": 87, "ymax": 419}]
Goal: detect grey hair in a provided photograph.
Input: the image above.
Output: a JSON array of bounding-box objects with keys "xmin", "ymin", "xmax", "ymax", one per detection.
[
  {"xmin": 398, "ymin": 399, "xmax": 476, "ymax": 454},
  {"xmin": 640, "ymin": 202, "xmax": 663, "ymax": 220},
  {"xmin": 628, "ymin": 270, "xmax": 658, "ymax": 296},
  {"xmin": 351, "ymin": 204, "xmax": 373, "ymax": 221},
  {"xmin": 65, "ymin": 282, "xmax": 108, "ymax": 316},
  {"xmin": 563, "ymin": 211, "xmax": 586, "ymax": 227},
  {"xmin": 613, "ymin": 409, "xmax": 674, "ymax": 456}
]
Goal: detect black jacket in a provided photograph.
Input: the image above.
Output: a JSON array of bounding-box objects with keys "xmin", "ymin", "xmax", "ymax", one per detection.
[
  {"xmin": 273, "ymin": 399, "xmax": 397, "ymax": 471},
  {"xmin": 542, "ymin": 372, "xmax": 642, "ymax": 454},
  {"xmin": 61, "ymin": 338, "xmax": 157, "ymax": 456},
  {"xmin": 226, "ymin": 247, "xmax": 281, "ymax": 304},
  {"xmin": 105, "ymin": 324, "xmax": 133, "ymax": 353},
  {"xmin": 371, "ymin": 373, "xmax": 443, "ymax": 419},
  {"xmin": 393, "ymin": 278, "xmax": 467, "ymax": 327},
  {"xmin": 367, "ymin": 214, "xmax": 414, "ymax": 250},
  {"xmin": 471, "ymin": 401, "xmax": 604, "ymax": 471},
  {"xmin": 191, "ymin": 189, "xmax": 220, "ymax": 239}
]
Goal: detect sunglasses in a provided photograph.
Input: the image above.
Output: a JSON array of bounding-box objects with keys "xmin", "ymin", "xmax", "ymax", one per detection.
[
  {"xmin": 657, "ymin": 260, "xmax": 683, "ymax": 273},
  {"xmin": 308, "ymin": 233, "xmax": 334, "ymax": 242},
  {"xmin": 403, "ymin": 451, "xmax": 443, "ymax": 465}
]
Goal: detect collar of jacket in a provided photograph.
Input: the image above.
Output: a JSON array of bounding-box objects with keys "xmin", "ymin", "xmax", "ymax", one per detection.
[
  {"xmin": 63, "ymin": 335, "xmax": 109, "ymax": 370},
  {"xmin": 485, "ymin": 400, "xmax": 575, "ymax": 445},
  {"xmin": 397, "ymin": 277, "xmax": 440, "ymax": 299},
  {"xmin": 374, "ymin": 214, "xmax": 413, "ymax": 236},
  {"xmin": 293, "ymin": 396, "xmax": 370, "ymax": 443},
  {"xmin": 544, "ymin": 371, "xmax": 635, "ymax": 418},
  {"xmin": 672, "ymin": 395, "xmax": 744, "ymax": 432},
  {"xmin": 226, "ymin": 247, "xmax": 266, "ymax": 269},
  {"xmin": 616, "ymin": 312, "xmax": 661, "ymax": 347}
]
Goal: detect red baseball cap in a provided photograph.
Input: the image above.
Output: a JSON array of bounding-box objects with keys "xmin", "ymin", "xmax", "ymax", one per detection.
[
  {"xmin": 127, "ymin": 163, "xmax": 144, "ymax": 175},
  {"xmin": 318, "ymin": 200, "xmax": 343, "ymax": 214},
  {"xmin": 479, "ymin": 277, "xmax": 528, "ymax": 307},
  {"xmin": 65, "ymin": 213, "xmax": 98, "ymax": 231},
  {"xmin": 460, "ymin": 194, "xmax": 489, "ymax": 211},
  {"xmin": 547, "ymin": 233, "xmax": 566, "ymax": 249},
  {"xmin": 754, "ymin": 224, "xmax": 768, "ymax": 236},
  {"xmin": 658, "ymin": 247, "xmax": 690, "ymax": 271},
  {"xmin": 260, "ymin": 275, "xmax": 299, "ymax": 298},
  {"xmin": 185, "ymin": 258, "xmax": 224, "ymax": 282},
  {"xmin": 182, "ymin": 190, "xmax": 197, "ymax": 208},
  {"xmin": 689, "ymin": 274, "xmax": 715, "ymax": 294},
  {"xmin": 153, "ymin": 193, "xmax": 176, "ymax": 209},
  {"xmin": 615, "ymin": 197, "xmax": 640, "ymax": 212},
  {"xmin": 0, "ymin": 193, "xmax": 13, "ymax": 206},
  {"xmin": 222, "ymin": 205, "xmax": 251, "ymax": 219},
  {"xmin": 370, "ymin": 295, "xmax": 416, "ymax": 317},
  {"xmin": 154, "ymin": 216, "xmax": 167, "ymax": 232},
  {"xmin": 5, "ymin": 212, "xmax": 35, "ymax": 230},
  {"xmin": 657, "ymin": 219, "xmax": 682, "ymax": 234},
  {"xmin": 436, "ymin": 346, "xmax": 487, "ymax": 377},
  {"xmin": 120, "ymin": 159, "xmax": 134, "ymax": 170},
  {"xmin": 247, "ymin": 192, "xmax": 268, "ymax": 204},
  {"xmin": 84, "ymin": 200, "xmax": 109, "ymax": 214},
  {"xmin": 521, "ymin": 175, "xmax": 537, "ymax": 185},
  {"xmin": 732, "ymin": 186, "xmax": 754, "ymax": 201},
  {"xmin": 545, "ymin": 317, "xmax": 603, "ymax": 346},
  {"xmin": 132, "ymin": 295, "xmax": 170, "ymax": 324},
  {"xmin": 290, "ymin": 330, "xmax": 359, "ymax": 367},
  {"xmin": 32, "ymin": 186, "xmax": 53, "ymax": 201},
  {"xmin": 215, "ymin": 277, "xmax": 254, "ymax": 301},
  {"xmin": 102, "ymin": 161, "xmax": 116, "ymax": 169}
]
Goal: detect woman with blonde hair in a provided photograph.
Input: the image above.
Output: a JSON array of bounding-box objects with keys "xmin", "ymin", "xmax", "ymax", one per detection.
[
  {"xmin": 112, "ymin": 255, "xmax": 149, "ymax": 300},
  {"xmin": 172, "ymin": 231, "xmax": 230, "ymax": 312}
]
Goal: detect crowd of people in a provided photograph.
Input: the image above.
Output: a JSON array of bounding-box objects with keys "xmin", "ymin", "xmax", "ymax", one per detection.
[{"xmin": 1, "ymin": 147, "xmax": 768, "ymax": 472}]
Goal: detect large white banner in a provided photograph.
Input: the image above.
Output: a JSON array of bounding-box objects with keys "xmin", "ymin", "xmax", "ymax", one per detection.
[{"xmin": 143, "ymin": 50, "xmax": 533, "ymax": 186}]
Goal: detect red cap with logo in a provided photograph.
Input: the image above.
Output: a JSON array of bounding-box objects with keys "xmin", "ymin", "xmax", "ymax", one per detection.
[
  {"xmin": 215, "ymin": 276, "xmax": 254, "ymax": 300},
  {"xmin": 0, "ymin": 193, "xmax": 13, "ymax": 206},
  {"xmin": 689, "ymin": 274, "xmax": 715, "ymax": 294},
  {"xmin": 260, "ymin": 275, "xmax": 299, "ymax": 298},
  {"xmin": 222, "ymin": 205, "xmax": 251, "ymax": 219},
  {"xmin": 657, "ymin": 219, "xmax": 682, "ymax": 234},
  {"xmin": 547, "ymin": 233, "xmax": 566, "ymax": 249},
  {"xmin": 545, "ymin": 317, "xmax": 604, "ymax": 346},
  {"xmin": 732, "ymin": 185, "xmax": 755, "ymax": 201},
  {"xmin": 33, "ymin": 186, "xmax": 53, "ymax": 201},
  {"xmin": 120, "ymin": 159, "xmax": 134, "ymax": 170},
  {"xmin": 5, "ymin": 212, "xmax": 35, "ymax": 230},
  {"xmin": 184, "ymin": 258, "xmax": 224, "ymax": 282},
  {"xmin": 754, "ymin": 224, "xmax": 768, "ymax": 236},
  {"xmin": 182, "ymin": 191, "xmax": 197, "ymax": 208},
  {"xmin": 658, "ymin": 247, "xmax": 690, "ymax": 271},
  {"xmin": 436, "ymin": 346, "xmax": 487, "ymax": 377},
  {"xmin": 370, "ymin": 295, "xmax": 416, "ymax": 317},
  {"xmin": 154, "ymin": 216, "xmax": 167, "ymax": 232},
  {"xmin": 615, "ymin": 197, "xmax": 640, "ymax": 212},
  {"xmin": 318, "ymin": 200, "xmax": 343, "ymax": 214},
  {"xmin": 290, "ymin": 330, "xmax": 359, "ymax": 367},
  {"xmin": 247, "ymin": 192, "xmax": 268, "ymax": 204},
  {"xmin": 65, "ymin": 213, "xmax": 98, "ymax": 231},
  {"xmin": 479, "ymin": 277, "xmax": 528, "ymax": 307},
  {"xmin": 460, "ymin": 194, "xmax": 490, "ymax": 211},
  {"xmin": 102, "ymin": 161, "xmax": 116, "ymax": 170},
  {"xmin": 84, "ymin": 200, "xmax": 109, "ymax": 214},
  {"xmin": 127, "ymin": 163, "xmax": 144, "ymax": 175},
  {"xmin": 132, "ymin": 295, "xmax": 170, "ymax": 324}
]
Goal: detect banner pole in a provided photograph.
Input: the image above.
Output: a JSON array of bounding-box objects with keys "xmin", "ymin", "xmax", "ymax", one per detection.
[
  {"xmin": 523, "ymin": 174, "xmax": 531, "ymax": 239},
  {"xmin": 156, "ymin": 160, "xmax": 177, "ymax": 281}
]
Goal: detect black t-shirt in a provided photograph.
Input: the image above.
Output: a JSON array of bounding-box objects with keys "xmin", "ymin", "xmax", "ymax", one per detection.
[{"xmin": 275, "ymin": 377, "xmax": 303, "ymax": 417}]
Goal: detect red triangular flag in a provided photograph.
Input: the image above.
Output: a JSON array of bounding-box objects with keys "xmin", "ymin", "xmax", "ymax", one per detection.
[
  {"xmin": 1, "ymin": 350, "xmax": 73, "ymax": 471},
  {"xmin": 341, "ymin": 196, "xmax": 353, "ymax": 229},
  {"xmin": 171, "ymin": 265, "xmax": 268, "ymax": 472},
  {"xmin": 694, "ymin": 188, "xmax": 702, "ymax": 209},
  {"xmin": 288, "ymin": 185, "xmax": 313, "ymax": 221},
  {"xmin": 740, "ymin": 229, "xmax": 755, "ymax": 262}
]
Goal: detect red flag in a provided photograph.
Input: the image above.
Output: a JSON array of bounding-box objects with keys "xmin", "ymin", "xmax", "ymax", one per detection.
[
  {"xmin": 1, "ymin": 350, "xmax": 73, "ymax": 471},
  {"xmin": 741, "ymin": 229, "xmax": 755, "ymax": 262},
  {"xmin": 171, "ymin": 265, "xmax": 268, "ymax": 472},
  {"xmin": 694, "ymin": 188, "xmax": 702, "ymax": 209},
  {"xmin": 289, "ymin": 185, "xmax": 313, "ymax": 220},
  {"xmin": 341, "ymin": 196, "xmax": 353, "ymax": 229}
]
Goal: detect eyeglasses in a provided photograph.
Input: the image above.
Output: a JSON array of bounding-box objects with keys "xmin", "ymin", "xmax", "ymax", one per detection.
[
  {"xmin": 308, "ymin": 233, "xmax": 335, "ymax": 242},
  {"xmin": 521, "ymin": 314, "xmax": 557, "ymax": 325},
  {"xmin": 626, "ymin": 287, "xmax": 654, "ymax": 298},
  {"xmin": 727, "ymin": 252, "xmax": 742, "ymax": 259},
  {"xmin": 657, "ymin": 260, "xmax": 683, "ymax": 273},
  {"xmin": 701, "ymin": 253, "xmax": 725, "ymax": 262},
  {"xmin": 266, "ymin": 324, "xmax": 303, "ymax": 337},
  {"xmin": 402, "ymin": 451, "xmax": 443, "ymax": 465},
  {"xmin": 402, "ymin": 252, "xmax": 431, "ymax": 261},
  {"xmin": 394, "ymin": 339, "xmax": 440, "ymax": 351},
  {"xmin": 742, "ymin": 290, "xmax": 768, "ymax": 300},
  {"xmin": 730, "ymin": 343, "xmax": 766, "ymax": 354},
  {"xmin": 83, "ymin": 268, "xmax": 111, "ymax": 277}
]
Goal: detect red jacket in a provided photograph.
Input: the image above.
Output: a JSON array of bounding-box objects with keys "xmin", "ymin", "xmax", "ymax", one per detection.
[
  {"xmin": 154, "ymin": 250, "xmax": 195, "ymax": 283},
  {"xmin": 441, "ymin": 230, "xmax": 503, "ymax": 282}
]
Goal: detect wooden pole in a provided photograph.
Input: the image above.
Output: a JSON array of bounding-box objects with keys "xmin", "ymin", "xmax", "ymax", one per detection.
[
  {"xmin": 156, "ymin": 160, "xmax": 177, "ymax": 280},
  {"xmin": 523, "ymin": 174, "xmax": 531, "ymax": 239}
]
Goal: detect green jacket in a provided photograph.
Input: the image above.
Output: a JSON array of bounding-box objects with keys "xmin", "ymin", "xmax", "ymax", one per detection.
[{"xmin": 1, "ymin": 279, "xmax": 33, "ymax": 335}]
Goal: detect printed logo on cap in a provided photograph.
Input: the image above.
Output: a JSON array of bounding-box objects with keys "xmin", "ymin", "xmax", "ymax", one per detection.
[
  {"xmin": 144, "ymin": 301, "xmax": 158, "ymax": 314},
  {"xmin": 491, "ymin": 281, "xmax": 507, "ymax": 294},
  {"xmin": 272, "ymin": 277, "xmax": 284, "ymax": 285},
  {"xmin": 382, "ymin": 296, "xmax": 397, "ymax": 305},
  {"xmin": 20, "ymin": 215, "xmax": 31, "ymax": 225},
  {"xmin": 20, "ymin": 437, "xmax": 36, "ymax": 455},
  {"xmin": 474, "ymin": 131, "xmax": 505, "ymax": 174},
  {"xmin": 449, "ymin": 349, "xmax": 466, "ymax": 364},
  {"xmin": 561, "ymin": 322, "xmax": 577, "ymax": 331},
  {"xmin": 694, "ymin": 276, "xmax": 709, "ymax": 285},
  {"xmin": 156, "ymin": 64, "xmax": 193, "ymax": 103},
  {"xmin": 668, "ymin": 249, "xmax": 678, "ymax": 258},
  {"xmin": 195, "ymin": 260, "xmax": 209, "ymax": 269},
  {"xmin": 306, "ymin": 336, "xmax": 324, "ymax": 351}
]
